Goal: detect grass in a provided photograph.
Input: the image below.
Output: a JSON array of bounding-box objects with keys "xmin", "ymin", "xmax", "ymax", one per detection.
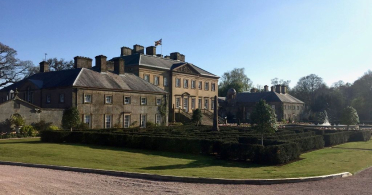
[{"xmin": 0, "ymin": 138, "xmax": 371, "ymax": 179}]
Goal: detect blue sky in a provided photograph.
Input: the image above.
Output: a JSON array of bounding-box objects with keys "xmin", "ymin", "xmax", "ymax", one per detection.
[{"xmin": 1, "ymin": 0, "xmax": 371, "ymax": 88}]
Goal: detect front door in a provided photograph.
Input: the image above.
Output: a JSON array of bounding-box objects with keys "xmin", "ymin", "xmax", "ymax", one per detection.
[{"xmin": 184, "ymin": 98, "xmax": 189, "ymax": 112}]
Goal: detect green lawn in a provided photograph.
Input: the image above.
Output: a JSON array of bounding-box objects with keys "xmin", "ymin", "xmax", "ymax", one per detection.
[{"xmin": 0, "ymin": 138, "xmax": 371, "ymax": 179}]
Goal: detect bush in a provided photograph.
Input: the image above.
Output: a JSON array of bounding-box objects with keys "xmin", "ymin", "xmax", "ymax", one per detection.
[
  {"xmin": 348, "ymin": 131, "xmax": 371, "ymax": 142},
  {"xmin": 32, "ymin": 120, "xmax": 53, "ymax": 131},
  {"xmin": 146, "ymin": 122, "xmax": 156, "ymax": 128},
  {"xmin": 10, "ymin": 114, "xmax": 25, "ymax": 127},
  {"xmin": 75, "ymin": 123, "xmax": 89, "ymax": 130},
  {"xmin": 20, "ymin": 125, "xmax": 37, "ymax": 137},
  {"xmin": 47, "ymin": 125, "xmax": 59, "ymax": 131}
]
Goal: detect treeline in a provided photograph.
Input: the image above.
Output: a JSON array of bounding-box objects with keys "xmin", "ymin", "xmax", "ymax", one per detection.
[{"xmin": 290, "ymin": 72, "xmax": 372, "ymax": 123}]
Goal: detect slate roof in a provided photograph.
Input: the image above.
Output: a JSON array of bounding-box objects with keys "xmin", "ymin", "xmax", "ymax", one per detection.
[
  {"xmin": 111, "ymin": 53, "xmax": 218, "ymax": 78},
  {"xmin": 0, "ymin": 68, "xmax": 166, "ymax": 94},
  {"xmin": 235, "ymin": 91, "xmax": 304, "ymax": 104}
]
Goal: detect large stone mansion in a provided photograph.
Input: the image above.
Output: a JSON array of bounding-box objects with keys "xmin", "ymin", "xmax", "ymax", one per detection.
[{"xmin": 0, "ymin": 44, "xmax": 219, "ymax": 129}]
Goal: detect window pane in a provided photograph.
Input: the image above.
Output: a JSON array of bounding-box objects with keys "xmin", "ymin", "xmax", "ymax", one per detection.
[{"xmin": 124, "ymin": 115, "xmax": 130, "ymax": 128}]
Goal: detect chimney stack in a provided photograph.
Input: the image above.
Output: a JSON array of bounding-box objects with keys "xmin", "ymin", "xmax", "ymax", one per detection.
[
  {"xmin": 133, "ymin": 44, "xmax": 144, "ymax": 54},
  {"xmin": 271, "ymin": 86, "xmax": 274, "ymax": 92},
  {"xmin": 74, "ymin": 56, "xmax": 92, "ymax": 69},
  {"xmin": 170, "ymin": 52, "xmax": 185, "ymax": 61},
  {"xmin": 39, "ymin": 61, "xmax": 49, "ymax": 73},
  {"xmin": 275, "ymin": 85, "xmax": 282, "ymax": 93},
  {"xmin": 121, "ymin": 47, "xmax": 132, "ymax": 56},
  {"xmin": 114, "ymin": 58, "xmax": 125, "ymax": 75},
  {"xmin": 164, "ymin": 55, "xmax": 170, "ymax": 59},
  {"xmin": 95, "ymin": 55, "xmax": 107, "ymax": 73},
  {"xmin": 146, "ymin": 46, "xmax": 156, "ymax": 56},
  {"xmin": 264, "ymin": 85, "xmax": 269, "ymax": 92},
  {"xmin": 281, "ymin": 85, "xmax": 287, "ymax": 94}
]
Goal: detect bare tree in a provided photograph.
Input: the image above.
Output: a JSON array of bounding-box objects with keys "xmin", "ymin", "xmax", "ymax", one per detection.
[
  {"xmin": 0, "ymin": 42, "xmax": 33, "ymax": 88},
  {"xmin": 47, "ymin": 58, "xmax": 73, "ymax": 71},
  {"xmin": 271, "ymin": 77, "xmax": 291, "ymax": 88}
]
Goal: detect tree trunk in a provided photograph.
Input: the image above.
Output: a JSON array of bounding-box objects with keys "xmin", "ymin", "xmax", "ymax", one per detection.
[{"xmin": 261, "ymin": 133, "xmax": 264, "ymax": 146}]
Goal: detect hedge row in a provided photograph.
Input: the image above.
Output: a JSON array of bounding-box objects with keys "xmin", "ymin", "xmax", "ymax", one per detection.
[
  {"xmin": 324, "ymin": 131, "xmax": 371, "ymax": 146},
  {"xmin": 40, "ymin": 131, "xmax": 300, "ymax": 165}
]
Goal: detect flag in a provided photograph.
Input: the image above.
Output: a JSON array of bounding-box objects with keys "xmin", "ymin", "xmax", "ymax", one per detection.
[{"xmin": 155, "ymin": 39, "xmax": 162, "ymax": 46}]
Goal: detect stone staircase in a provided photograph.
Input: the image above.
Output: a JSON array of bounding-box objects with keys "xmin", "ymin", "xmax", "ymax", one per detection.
[{"xmin": 174, "ymin": 109, "xmax": 223, "ymax": 126}]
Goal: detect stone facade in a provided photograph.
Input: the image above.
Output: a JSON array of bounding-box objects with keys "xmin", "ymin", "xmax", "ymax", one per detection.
[
  {"xmin": 0, "ymin": 55, "xmax": 168, "ymax": 129},
  {"xmin": 112, "ymin": 44, "xmax": 219, "ymax": 122},
  {"xmin": 0, "ymin": 98, "xmax": 64, "ymax": 132},
  {"xmin": 219, "ymin": 85, "xmax": 305, "ymax": 122}
]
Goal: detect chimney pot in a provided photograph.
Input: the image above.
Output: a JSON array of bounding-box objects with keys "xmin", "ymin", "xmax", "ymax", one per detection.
[
  {"xmin": 74, "ymin": 56, "xmax": 92, "ymax": 69},
  {"xmin": 39, "ymin": 61, "xmax": 49, "ymax": 73},
  {"xmin": 95, "ymin": 55, "xmax": 107, "ymax": 72},
  {"xmin": 264, "ymin": 85, "xmax": 269, "ymax": 92},
  {"xmin": 250, "ymin": 88, "xmax": 257, "ymax": 93},
  {"xmin": 271, "ymin": 86, "xmax": 274, "ymax": 92}
]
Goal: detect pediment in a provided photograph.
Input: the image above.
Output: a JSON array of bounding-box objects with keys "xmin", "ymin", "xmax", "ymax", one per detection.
[{"xmin": 172, "ymin": 63, "xmax": 200, "ymax": 75}]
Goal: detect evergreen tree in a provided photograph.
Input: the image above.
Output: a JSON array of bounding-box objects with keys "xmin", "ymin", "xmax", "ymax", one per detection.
[{"xmin": 341, "ymin": 106, "xmax": 359, "ymax": 130}]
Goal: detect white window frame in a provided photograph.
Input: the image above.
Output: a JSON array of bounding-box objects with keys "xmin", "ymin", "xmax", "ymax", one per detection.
[
  {"xmin": 198, "ymin": 98, "xmax": 202, "ymax": 109},
  {"xmin": 124, "ymin": 96, "xmax": 131, "ymax": 104},
  {"xmin": 205, "ymin": 82, "xmax": 209, "ymax": 91},
  {"xmin": 105, "ymin": 115, "xmax": 112, "ymax": 129},
  {"xmin": 191, "ymin": 98, "xmax": 195, "ymax": 110},
  {"xmin": 105, "ymin": 95, "xmax": 113, "ymax": 104},
  {"xmin": 176, "ymin": 97, "xmax": 181, "ymax": 108},
  {"xmin": 144, "ymin": 74, "xmax": 150, "ymax": 82},
  {"xmin": 84, "ymin": 115, "xmax": 91, "ymax": 127},
  {"xmin": 211, "ymin": 100, "xmax": 215, "ymax": 110},
  {"xmin": 183, "ymin": 79, "xmax": 188, "ymax": 88},
  {"xmin": 198, "ymin": 81, "xmax": 202, "ymax": 90},
  {"xmin": 156, "ymin": 98, "xmax": 161, "ymax": 106},
  {"xmin": 155, "ymin": 114, "xmax": 161, "ymax": 125},
  {"xmin": 154, "ymin": 76, "xmax": 159, "ymax": 86},
  {"xmin": 140, "ymin": 114, "xmax": 146, "ymax": 128},
  {"xmin": 211, "ymin": 83, "xmax": 215, "ymax": 91},
  {"xmin": 191, "ymin": 80, "xmax": 196, "ymax": 89},
  {"xmin": 141, "ymin": 97, "xmax": 147, "ymax": 105},
  {"xmin": 84, "ymin": 94, "xmax": 92, "ymax": 103},
  {"xmin": 204, "ymin": 99, "xmax": 209, "ymax": 109},
  {"xmin": 124, "ymin": 115, "xmax": 130, "ymax": 128},
  {"xmin": 176, "ymin": 78, "xmax": 181, "ymax": 87},
  {"xmin": 163, "ymin": 77, "xmax": 168, "ymax": 87}
]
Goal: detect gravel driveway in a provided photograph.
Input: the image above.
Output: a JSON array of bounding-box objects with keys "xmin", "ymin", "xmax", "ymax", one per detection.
[{"xmin": 0, "ymin": 165, "xmax": 371, "ymax": 195}]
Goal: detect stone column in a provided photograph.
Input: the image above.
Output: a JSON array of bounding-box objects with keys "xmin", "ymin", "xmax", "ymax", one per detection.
[{"xmin": 212, "ymin": 95, "xmax": 219, "ymax": 131}]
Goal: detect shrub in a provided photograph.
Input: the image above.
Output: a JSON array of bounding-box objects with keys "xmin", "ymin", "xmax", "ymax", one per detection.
[
  {"xmin": 32, "ymin": 120, "xmax": 53, "ymax": 131},
  {"xmin": 10, "ymin": 114, "xmax": 25, "ymax": 127},
  {"xmin": 192, "ymin": 109, "xmax": 202, "ymax": 126},
  {"xmin": 47, "ymin": 125, "xmax": 59, "ymax": 131},
  {"xmin": 146, "ymin": 122, "xmax": 156, "ymax": 128},
  {"xmin": 62, "ymin": 107, "xmax": 80, "ymax": 130},
  {"xmin": 323, "ymin": 132, "xmax": 352, "ymax": 146},
  {"xmin": 76, "ymin": 123, "xmax": 89, "ymax": 130},
  {"xmin": 20, "ymin": 125, "xmax": 37, "ymax": 137}
]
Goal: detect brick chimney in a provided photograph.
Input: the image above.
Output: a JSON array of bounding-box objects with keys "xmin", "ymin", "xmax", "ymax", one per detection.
[
  {"xmin": 133, "ymin": 44, "xmax": 144, "ymax": 54},
  {"xmin": 170, "ymin": 52, "xmax": 185, "ymax": 61},
  {"xmin": 95, "ymin": 55, "xmax": 107, "ymax": 73},
  {"xmin": 39, "ymin": 61, "xmax": 49, "ymax": 73},
  {"xmin": 164, "ymin": 55, "xmax": 170, "ymax": 59},
  {"xmin": 121, "ymin": 47, "xmax": 132, "ymax": 56},
  {"xmin": 74, "ymin": 56, "xmax": 92, "ymax": 69},
  {"xmin": 146, "ymin": 46, "xmax": 156, "ymax": 55},
  {"xmin": 114, "ymin": 58, "xmax": 125, "ymax": 75},
  {"xmin": 281, "ymin": 85, "xmax": 287, "ymax": 94},
  {"xmin": 275, "ymin": 85, "xmax": 282, "ymax": 93},
  {"xmin": 271, "ymin": 86, "xmax": 274, "ymax": 92},
  {"xmin": 264, "ymin": 85, "xmax": 269, "ymax": 92}
]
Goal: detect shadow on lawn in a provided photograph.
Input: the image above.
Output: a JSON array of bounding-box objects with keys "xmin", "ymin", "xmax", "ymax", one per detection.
[{"xmin": 0, "ymin": 139, "xmax": 264, "ymax": 170}]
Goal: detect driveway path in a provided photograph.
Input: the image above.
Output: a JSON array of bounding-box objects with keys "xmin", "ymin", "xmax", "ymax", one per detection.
[{"xmin": 0, "ymin": 165, "xmax": 371, "ymax": 195}]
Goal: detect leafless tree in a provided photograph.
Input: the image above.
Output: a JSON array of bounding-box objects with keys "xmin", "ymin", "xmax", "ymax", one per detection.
[{"xmin": 0, "ymin": 42, "xmax": 34, "ymax": 88}]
